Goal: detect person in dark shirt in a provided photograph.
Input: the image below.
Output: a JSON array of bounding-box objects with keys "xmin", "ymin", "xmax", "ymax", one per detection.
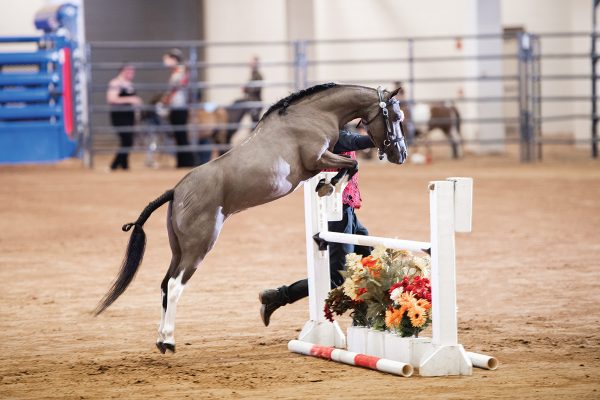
[
  {"xmin": 258, "ymin": 128, "xmax": 375, "ymax": 326},
  {"xmin": 106, "ymin": 64, "xmax": 143, "ymax": 170}
]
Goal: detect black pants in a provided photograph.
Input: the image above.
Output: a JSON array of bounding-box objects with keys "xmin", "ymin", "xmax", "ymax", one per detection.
[
  {"xmin": 110, "ymin": 110, "xmax": 134, "ymax": 170},
  {"xmin": 278, "ymin": 205, "xmax": 371, "ymax": 305},
  {"xmin": 169, "ymin": 108, "xmax": 195, "ymax": 168}
]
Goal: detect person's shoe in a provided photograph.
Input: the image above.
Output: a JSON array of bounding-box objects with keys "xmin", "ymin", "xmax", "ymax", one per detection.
[{"xmin": 259, "ymin": 289, "xmax": 281, "ymax": 327}]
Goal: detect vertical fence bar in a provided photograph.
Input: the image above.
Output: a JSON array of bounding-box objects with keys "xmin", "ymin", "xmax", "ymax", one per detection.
[
  {"xmin": 532, "ymin": 35, "xmax": 542, "ymax": 160},
  {"xmin": 188, "ymin": 45, "xmax": 199, "ymax": 158},
  {"xmin": 592, "ymin": 0, "xmax": 599, "ymax": 158},
  {"xmin": 294, "ymin": 40, "xmax": 308, "ymax": 91},
  {"xmin": 84, "ymin": 42, "xmax": 94, "ymax": 168},
  {"xmin": 406, "ymin": 38, "xmax": 416, "ymax": 142},
  {"xmin": 518, "ymin": 32, "xmax": 533, "ymax": 162}
]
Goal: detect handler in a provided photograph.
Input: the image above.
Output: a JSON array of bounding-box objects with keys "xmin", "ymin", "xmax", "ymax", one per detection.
[{"xmin": 259, "ymin": 128, "xmax": 375, "ymax": 326}]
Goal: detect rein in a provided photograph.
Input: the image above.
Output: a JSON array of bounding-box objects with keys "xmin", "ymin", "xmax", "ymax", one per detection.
[{"xmin": 361, "ymin": 86, "xmax": 405, "ymax": 160}]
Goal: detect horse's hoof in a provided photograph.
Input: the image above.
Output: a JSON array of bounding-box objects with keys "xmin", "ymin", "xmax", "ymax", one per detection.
[
  {"xmin": 315, "ymin": 178, "xmax": 327, "ymax": 192},
  {"xmin": 156, "ymin": 342, "xmax": 167, "ymax": 354},
  {"xmin": 317, "ymin": 183, "xmax": 334, "ymax": 197},
  {"xmin": 163, "ymin": 343, "xmax": 176, "ymax": 353}
]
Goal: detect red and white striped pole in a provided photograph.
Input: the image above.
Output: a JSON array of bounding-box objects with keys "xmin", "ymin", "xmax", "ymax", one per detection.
[{"xmin": 288, "ymin": 340, "xmax": 413, "ymax": 377}]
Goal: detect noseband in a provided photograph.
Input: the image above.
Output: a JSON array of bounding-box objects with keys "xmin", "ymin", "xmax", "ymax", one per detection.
[{"xmin": 361, "ymin": 86, "xmax": 405, "ymax": 160}]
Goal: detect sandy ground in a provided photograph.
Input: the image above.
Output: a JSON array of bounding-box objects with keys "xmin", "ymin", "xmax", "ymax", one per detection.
[{"xmin": 1, "ymin": 151, "xmax": 599, "ymax": 399}]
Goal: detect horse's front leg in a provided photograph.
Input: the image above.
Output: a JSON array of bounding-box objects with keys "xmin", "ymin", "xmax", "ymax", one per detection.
[{"xmin": 313, "ymin": 151, "xmax": 358, "ymax": 197}]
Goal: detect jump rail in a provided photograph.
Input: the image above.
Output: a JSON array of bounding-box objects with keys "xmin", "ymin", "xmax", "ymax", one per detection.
[{"xmin": 290, "ymin": 173, "xmax": 498, "ymax": 377}]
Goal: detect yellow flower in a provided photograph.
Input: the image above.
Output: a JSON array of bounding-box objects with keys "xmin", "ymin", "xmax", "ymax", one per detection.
[
  {"xmin": 385, "ymin": 308, "xmax": 404, "ymax": 329},
  {"xmin": 342, "ymin": 279, "xmax": 357, "ymax": 300},
  {"xmin": 408, "ymin": 306, "xmax": 427, "ymax": 327},
  {"xmin": 412, "ymin": 256, "xmax": 431, "ymax": 276},
  {"xmin": 371, "ymin": 245, "xmax": 388, "ymax": 259},
  {"xmin": 345, "ymin": 253, "xmax": 363, "ymax": 269},
  {"xmin": 396, "ymin": 249, "xmax": 411, "ymax": 258}
]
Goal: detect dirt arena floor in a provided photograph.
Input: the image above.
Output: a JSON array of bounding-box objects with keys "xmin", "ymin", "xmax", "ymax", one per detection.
[{"xmin": 1, "ymin": 149, "xmax": 599, "ymax": 399}]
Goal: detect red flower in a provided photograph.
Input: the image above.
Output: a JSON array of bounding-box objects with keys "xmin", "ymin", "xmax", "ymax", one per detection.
[
  {"xmin": 357, "ymin": 287, "xmax": 368, "ymax": 296},
  {"xmin": 324, "ymin": 304, "xmax": 334, "ymax": 322},
  {"xmin": 389, "ymin": 282, "xmax": 403, "ymax": 294}
]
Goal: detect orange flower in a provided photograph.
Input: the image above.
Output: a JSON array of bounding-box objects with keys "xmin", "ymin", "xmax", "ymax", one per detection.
[
  {"xmin": 416, "ymin": 298, "xmax": 431, "ymax": 310},
  {"xmin": 361, "ymin": 256, "xmax": 382, "ymax": 278},
  {"xmin": 399, "ymin": 292, "xmax": 417, "ymax": 307},
  {"xmin": 408, "ymin": 306, "xmax": 427, "ymax": 327},
  {"xmin": 385, "ymin": 308, "xmax": 404, "ymax": 329},
  {"xmin": 361, "ymin": 256, "xmax": 378, "ymax": 268}
]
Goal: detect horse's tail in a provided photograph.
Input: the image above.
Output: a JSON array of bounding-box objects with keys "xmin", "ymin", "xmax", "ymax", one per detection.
[{"xmin": 94, "ymin": 189, "xmax": 175, "ymax": 315}]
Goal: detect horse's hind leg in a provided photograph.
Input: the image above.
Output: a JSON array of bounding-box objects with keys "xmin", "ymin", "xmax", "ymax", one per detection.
[
  {"xmin": 156, "ymin": 253, "xmax": 202, "ymax": 354},
  {"xmin": 447, "ymin": 127, "xmax": 461, "ymax": 159},
  {"xmin": 156, "ymin": 205, "xmax": 225, "ymax": 353},
  {"xmin": 156, "ymin": 201, "xmax": 181, "ymax": 353}
]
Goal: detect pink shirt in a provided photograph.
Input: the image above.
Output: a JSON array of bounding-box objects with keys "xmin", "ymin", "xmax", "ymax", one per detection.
[{"xmin": 324, "ymin": 151, "xmax": 362, "ymax": 209}]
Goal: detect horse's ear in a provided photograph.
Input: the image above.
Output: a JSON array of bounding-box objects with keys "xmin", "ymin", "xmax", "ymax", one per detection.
[{"xmin": 389, "ymin": 86, "xmax": 403, "ymax": 99}]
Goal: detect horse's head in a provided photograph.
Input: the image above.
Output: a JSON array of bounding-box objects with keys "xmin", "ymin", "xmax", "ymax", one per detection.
[{"xmin": 361, "ymin": 86, "xmax": 408, "ymax": 164}]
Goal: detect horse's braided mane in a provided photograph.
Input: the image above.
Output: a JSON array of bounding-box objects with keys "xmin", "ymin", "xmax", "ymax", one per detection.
[{"xmin": 261, "ymin": 82, "xmax": 338, "ymax": 119}]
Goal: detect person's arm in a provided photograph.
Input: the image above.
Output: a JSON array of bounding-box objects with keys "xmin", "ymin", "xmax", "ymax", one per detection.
[
  {"xmin": 333, "ymin": 129, "xmax": 375, "ymax": 153},
  {"xmin": 106, "ymin": 79, "xmax": 131, "ymax": 104}
]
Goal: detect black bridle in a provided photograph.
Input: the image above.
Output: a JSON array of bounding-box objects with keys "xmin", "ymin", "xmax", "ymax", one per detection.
[{"xmin": 361, "ymin": 86, "xmax": 406, "ymax": 160}]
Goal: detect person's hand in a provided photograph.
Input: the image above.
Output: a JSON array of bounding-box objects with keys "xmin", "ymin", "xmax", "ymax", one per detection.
[{"xmin": 132, "ymin": 96, "xmax": 143, "ymax": 106}]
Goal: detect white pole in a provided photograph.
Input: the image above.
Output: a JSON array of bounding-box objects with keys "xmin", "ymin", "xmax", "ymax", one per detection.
[
  {"xmin": 429, "ymin": 180, "xmax": 458, "ymax": 346},
  {"xmin": 467, "ymin": 352, "xmax": 499, "ymax": 370},
  {"xmin": 303, "ymin": 177, "xmax": 330, "ymax": 323},
  {"xmin": 317, "ymin": 232, "xmax": 430, "ymax": 253},
  {"xmin": 298, "ymin": 174, "xmax": 346, "ymax": 348}
]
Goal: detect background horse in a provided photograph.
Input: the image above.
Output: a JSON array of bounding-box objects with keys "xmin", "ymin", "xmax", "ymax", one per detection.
[
  {"xmin": 95, "ymin": 83, "xmax": 407, "ymax": 353},
  {"xmin": 394, "ymin": 85, "xmax": 462, "ymax": 159},
  {"xmin": 195, "ymin": 100, "xmax": 263, "ymax": 158},
  {"xmin": 409, "ymin": 102, "xmax": 462, "ymax": 159}
]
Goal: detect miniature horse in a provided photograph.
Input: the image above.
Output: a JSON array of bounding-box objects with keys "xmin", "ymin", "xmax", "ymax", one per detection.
[{"xmin": 95, "ymin": 83, "xmax": 408, "ymax": 353}]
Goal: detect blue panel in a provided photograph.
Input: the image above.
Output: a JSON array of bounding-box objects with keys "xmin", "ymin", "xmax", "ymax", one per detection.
[
  {"xmin": 0, "ymin": 104, "xmax": 62, "ymax": 120},
  {"xmin": 0, "ymin": 36, "xmax": 41, "ymax": 43},
  {"xmin": 0, "ymin": 124, "xmax": 76, "ymax": 164},
  {"xmin": 0, "ymin": 50, "xmax": 58, "ymax": 66},
  {"xmin": 0, "ymin": 89, "xmax": 53, "ymax": 103},
  {"xmin": 0, "ymin": 72, "xmax": 59, "ymax": 86}
]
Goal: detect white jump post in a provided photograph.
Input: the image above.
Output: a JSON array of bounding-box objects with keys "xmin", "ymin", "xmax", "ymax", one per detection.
[
  {"xmin": 293, "ymin": 174, "xmax": 494, "ymax": 376},
  {"xmin": 298, "ymin": 172, "xmax": 346, "ymax": 348},
  {"xmin": 418, "ymin": 177, "xmax": 473, "ymax": 376}
]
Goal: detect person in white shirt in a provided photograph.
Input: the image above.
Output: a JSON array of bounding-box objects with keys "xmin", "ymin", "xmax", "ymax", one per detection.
[{"xmin": 162, "ymin": 49, "xmax": 194, "ymax": 168}]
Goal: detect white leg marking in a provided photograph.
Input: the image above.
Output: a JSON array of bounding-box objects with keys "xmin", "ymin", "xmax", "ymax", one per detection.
[
  {"xmin": 157, "ymin": 290, "xmax": 167, "ymax": 343},
  {"xmin": 160, "ymin": 271, "xmax": 186, "ymax": 346}
]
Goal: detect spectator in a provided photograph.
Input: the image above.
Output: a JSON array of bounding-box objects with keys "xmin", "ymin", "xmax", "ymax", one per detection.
[
  {"xmin": 106, "ymin": 64, "xmax": 142, "ymax": 170},
  {"xmin": 162, "ymin": 48, "xmax": 194, "ymax": 168},
  {"xmin": 220, "ymin": 56, "xmax": 264, "ymax": 153},
  {"xmin": 243, "ymin": 55, "xmax": 263, "ymax": 123}
]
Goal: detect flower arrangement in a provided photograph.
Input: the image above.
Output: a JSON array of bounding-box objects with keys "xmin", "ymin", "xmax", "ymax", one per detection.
[{"xmin": 324, "ymin": 245, "xmax": 432, "ymax": 337}]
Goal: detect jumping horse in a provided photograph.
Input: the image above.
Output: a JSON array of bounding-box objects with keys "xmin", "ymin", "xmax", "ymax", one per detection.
[{"xmin": 95, "ymin": 83, "xmax": 408, "ymax": 353}]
